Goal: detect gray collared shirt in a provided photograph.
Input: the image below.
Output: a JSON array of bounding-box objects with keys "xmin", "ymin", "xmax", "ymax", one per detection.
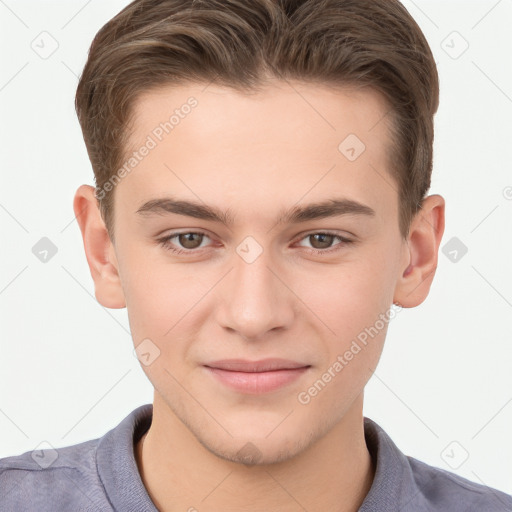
[{"xmin": 1, "ymin": 404, "xmax": 511, "ymax": 511}]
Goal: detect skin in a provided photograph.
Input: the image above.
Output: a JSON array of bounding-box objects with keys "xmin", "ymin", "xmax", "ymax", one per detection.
[{"xmin": 74, "ymin": 80, "xmax": 445, "ymax": 512}]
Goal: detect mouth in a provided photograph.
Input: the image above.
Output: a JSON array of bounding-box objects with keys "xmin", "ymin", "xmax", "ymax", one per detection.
[{"xmin": 203, "ymin": 358, "xmax": 311, "ymax": 394}]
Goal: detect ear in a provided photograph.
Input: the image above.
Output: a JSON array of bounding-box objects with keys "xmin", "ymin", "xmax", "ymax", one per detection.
[
  {"xmin": 393, "ymin": 194, "xmax": 445, "ymax": 308},
  {"xmin": 73, "ymin": 184, "xmax": 126, "ymax": 309}
]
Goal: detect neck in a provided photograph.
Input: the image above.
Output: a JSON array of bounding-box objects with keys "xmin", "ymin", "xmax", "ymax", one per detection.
[{"xmin": 135, "ymin": 393, "xmax": 374, "ymax": 512}]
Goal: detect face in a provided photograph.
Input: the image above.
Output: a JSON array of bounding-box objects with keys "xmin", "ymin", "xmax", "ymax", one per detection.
[{"xmin": 106, "ymin": 81, "xmax": 410, "ymax": 463}]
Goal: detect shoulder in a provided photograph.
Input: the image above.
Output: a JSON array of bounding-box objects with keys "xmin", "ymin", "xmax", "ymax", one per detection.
[
  {"xmin": 406, "ymin": 455, "xmax": 512, "ymax": 511},
  {"xmin": 0, "ymin": 438, "xmax": 111, "ymax": 511},
  {"xmin": 0, "ymin": 404, "xmax": 152, "ymax": 511},
  {"xmin": 362, "ymin": 417, "xmax": 512, "ymax": 511}
]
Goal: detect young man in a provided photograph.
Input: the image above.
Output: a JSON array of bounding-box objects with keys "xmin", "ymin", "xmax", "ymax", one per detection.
[{"xmin": 1, "ymin": 0, "xmax": 511, "ymax": 510}]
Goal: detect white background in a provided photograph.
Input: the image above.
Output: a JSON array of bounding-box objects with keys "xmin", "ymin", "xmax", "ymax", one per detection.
[{"xmin": 1, "ymin": 0, "xmax": 511, "ymax": 497}]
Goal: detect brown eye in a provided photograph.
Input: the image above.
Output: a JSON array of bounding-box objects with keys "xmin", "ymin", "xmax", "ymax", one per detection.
[
  {"xmin": 309, "ymin": 233, "xmax": 336, "ymax": 249},
  {"xmin": 295, "ymin": 232, "xmax": 354, "ymax": 255},
  {"xmin": 157, "ymin": 231, "xmax": 211, "ymax": 254},
  {"xmin": 178, "ymin": 232, "xmax": 204, "ymax": 249}
]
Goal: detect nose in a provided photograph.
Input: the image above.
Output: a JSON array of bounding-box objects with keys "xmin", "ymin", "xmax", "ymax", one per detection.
[{"xmin": 215, "ymin": 244, "xmax": 296, "ymax": 341}]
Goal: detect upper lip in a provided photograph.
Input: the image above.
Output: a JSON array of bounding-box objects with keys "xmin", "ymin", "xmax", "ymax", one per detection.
[{"xmin": 204, "ymin": 358, "xmax": 310, "ymax": 372}]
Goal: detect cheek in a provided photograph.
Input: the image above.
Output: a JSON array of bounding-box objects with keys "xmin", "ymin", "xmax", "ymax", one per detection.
[
  {"xmin": 295, "ymin": 247, "xmax": 394, "ymax": 339},
  {"xmin": 124, "ymin": 268, "xmax": 208, "ymax": 341},
  {"xmin": 116, "ymin": 243, "xmax": 197, "ymax": 341},
  {"xmin": 294, "ymin": 260, "xmax": 394, "ymax": 413},
  {"xmin": 120, "ymin": 256, "xmax": 209, "ymax": 388},
  {"xmin": 291, "ymin": 241, "xmax": 398, "ymax": 397}
]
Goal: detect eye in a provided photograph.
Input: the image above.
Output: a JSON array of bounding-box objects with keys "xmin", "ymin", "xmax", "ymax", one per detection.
[
  {"xmin": 295, "ymin": 232, "xmax": 354, "ymax": 255},
  {"xmin": 156, "ymin": 230, "xmax": 354, "ymax": 256},
  {"xmin": 156, "ymin": 231, "xmax": 211, "ymax": 254}
]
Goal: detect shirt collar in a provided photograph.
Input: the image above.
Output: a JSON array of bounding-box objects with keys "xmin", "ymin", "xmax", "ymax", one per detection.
[
  {"xmin": 96, "ymin": 404, "xmax": 423, "ymax": 511},
  {"xmin": 96, "ymin": 403, "xmax": 157, "ymax": 512},
  {"xmin": 359, "ymin": 417, "xmax": 419, "ymax": 510}
]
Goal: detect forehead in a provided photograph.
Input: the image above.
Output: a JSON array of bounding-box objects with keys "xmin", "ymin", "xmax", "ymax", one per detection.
[
  {"xmin": 129, "ymin": 80, "xmax": 392, "ymax": 153},
  {"xmin": 119, "ymin": 80, "xmax": 396, "ymax": 223}
]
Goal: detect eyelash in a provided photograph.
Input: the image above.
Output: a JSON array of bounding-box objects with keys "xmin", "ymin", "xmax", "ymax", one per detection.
[{"xmin": 156, "ymin": 230, "xmax": 354, "ymax": 257}]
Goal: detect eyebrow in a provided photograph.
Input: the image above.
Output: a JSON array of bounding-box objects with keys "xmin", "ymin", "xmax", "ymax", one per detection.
[{"xmin": 135, "ymin": 196, "xmax": 376, "ymax": 226}]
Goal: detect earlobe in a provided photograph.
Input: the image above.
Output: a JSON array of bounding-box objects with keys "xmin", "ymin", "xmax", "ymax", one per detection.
[
  {"xmin": 73, "ymin": 185, "xmax": 126, "ymax": 309},
  {"xmin": 393, "ymin": 194, "xmax": 445, "ymax": 308}
]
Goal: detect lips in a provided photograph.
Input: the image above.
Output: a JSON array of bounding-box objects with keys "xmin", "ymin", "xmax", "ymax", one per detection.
[
  {"xmin": 204, "ymin": 358, "xmax": 310, "ymax": 372},
  {"xmin": 203, "ymin": 358, "xmax": 311, "ymax": 394}
]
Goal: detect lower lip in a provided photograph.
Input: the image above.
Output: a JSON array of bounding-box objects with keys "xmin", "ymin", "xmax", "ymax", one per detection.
[{"xmin": 204, "ymin": 366, "xmax": 310, "ymax": 394}]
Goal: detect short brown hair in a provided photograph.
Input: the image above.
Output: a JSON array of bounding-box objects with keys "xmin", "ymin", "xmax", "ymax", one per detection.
[{"xmin": 75, "ymin": 0, "xmax": 439, "ymax": 243}]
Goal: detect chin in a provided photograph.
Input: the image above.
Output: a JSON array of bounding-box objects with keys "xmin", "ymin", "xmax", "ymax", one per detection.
[
  {"xmin": 195, "ymin": 423, "xmax": 319, "ymax": 467},
  {"xmin": 208, "ymin": 440, "xmax": 302, "ymax": 467}
]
